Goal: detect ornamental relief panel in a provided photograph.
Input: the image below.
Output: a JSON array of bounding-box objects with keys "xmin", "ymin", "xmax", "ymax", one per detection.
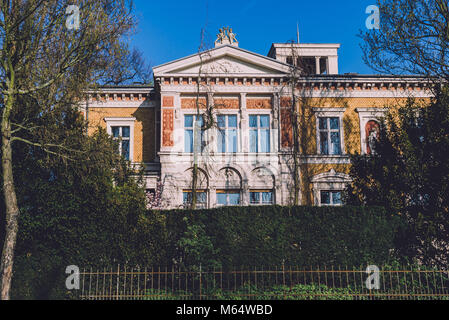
[
  {"xmin": 162, "ymin": 109, "xmax": 174, "ymax": 147},
  {"xmin": 281, "ymin": 108, "xmax": 293, "ymax": 148},
  {"xmin": 162, "ymin": 96, "xmax": 174, "ymax": 107},
  {"xmin": 213, "ymin": 98, "xmax": 240, "ymax": 109},
  {"xmin": 181, "ymin": 98, "xmax": 207, "ymax": 109},
  {"xmin": 280, "ymin": 97, "xmax": 292, "ymax": 109},
  {"xmin": 247, "ymin": 98, "xmax": 272, "ymax": 109}
]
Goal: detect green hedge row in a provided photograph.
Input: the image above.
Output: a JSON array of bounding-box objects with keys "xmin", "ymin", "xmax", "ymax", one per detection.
[
  {"xmin": 161, "ymin": 205, "xmax": 406, "ymax": 269},
  {"xmin": 7, "ymin": 204, "xmax": 406, "ymax": 299}
]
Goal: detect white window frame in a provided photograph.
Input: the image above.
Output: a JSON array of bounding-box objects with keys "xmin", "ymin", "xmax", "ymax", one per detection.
[
  {"xmin": 248, "ymin": 113, "xmax": 271, "ymax": 153},
  {"xmin": 313, "ymin": 108, "xmax": 345, "ymax": 155},
  {"xmin": 216, "ymin": 189, "xmax": 241, "ymax": 206},
  {"xmin": 183, "ymin": 114, "xmax": 208, "ymax": 154},
  {"xmin": 183, "ymin": 189, "xmax": 208, "ymax": 209},
  {"xmin": 249, "ymin": 190, "xmax": 274, "ymax": 205},
  {"xmin": 319, "ymin": 190, "xmax": 343, "ymax": 206},
  {"xmin": 105, "ymin": 117, "xmax": 135, "ymax": 162},
  {"xmin": 216, "ymin": 113, "xmax": 239, "ymax": 153},
  {"xmin": 356, "ymin": 108, "xmax": 386, "ymax": 155},
  {"xmin": 311, "ymin": 169, "xmax": 351, "ymax": 206}
]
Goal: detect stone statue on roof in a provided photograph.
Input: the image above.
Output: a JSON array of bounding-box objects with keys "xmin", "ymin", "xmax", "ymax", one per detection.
[{"xmin": 215, "ymin": 27, "xmax": 239, "ymax": 47}]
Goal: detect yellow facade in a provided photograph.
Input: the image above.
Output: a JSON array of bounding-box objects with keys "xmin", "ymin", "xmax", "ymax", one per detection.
[
  {"xmin": 295, "ymin": 96, "xmax": 429, "ymax": 205},
  {"xmin": 87, "ymin": 106, "xmax": 157, "ymax": 163}
]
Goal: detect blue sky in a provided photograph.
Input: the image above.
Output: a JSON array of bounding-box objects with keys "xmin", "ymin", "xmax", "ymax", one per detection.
[{"xmin": 131, "ymin": 0, "xmax": 378, "ymax": 74}]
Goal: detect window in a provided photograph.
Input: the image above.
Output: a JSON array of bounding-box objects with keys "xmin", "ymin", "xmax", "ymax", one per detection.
[
  {"xmin": 105, "ymin": 118, "xmax": 135, "ymax": 162},
  {"xmin": 297, "ymin": 57, "xmax": 316, "ymax": 75},
  {"xmin": 217, "ymin": 115, "xmax": 238, "ymax": 153},
  {"xmin": 320, "ymin": 190, "xmax": 342, "ymax": 206},
  {"xmin": 250, "ymin": 190, "xmax": 274, "ymax": 205},
  {"xmin": 249, "ymin": 115, "xmax": 270, "ymax": 153},
  {"xmin": 216, "ymin": 190, "xmax": 240, "ymax": 206},
  {"xmin": 318, "ymin": 117, "xmax": 342, "ymax": 155},
  {"xmin": 311, "ymin": 170, "xmax": 351, "ymax": 206},
  {"xmin": 183, "ymin": 190, "xmax": 207, "ymax": 208},
  {"xmin": 184, "ymin": 115, "xmax": 205, "ymax": 153},
  {"xmin": 111, "ymin": 126, "xmax": 131, "ymax": 160}
]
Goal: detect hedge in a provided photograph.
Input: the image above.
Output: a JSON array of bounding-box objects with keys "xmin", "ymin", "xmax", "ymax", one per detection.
[
  {"xmin": 8, "ymin": 205, "xmax": 406, "ymax": 299},
  {"xmin": 162, "ymin": 205, "xmax": 406, "ymax": 269}
]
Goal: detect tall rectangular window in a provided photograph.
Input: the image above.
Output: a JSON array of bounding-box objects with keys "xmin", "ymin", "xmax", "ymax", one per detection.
[
  {"xmin": 249, "ymin": 115, "xmax": 270, "ymax": 153},
  {"xmin": 318, "ymin": 117, "xmax": 341, "ymax": 155},
  {"xmin": 217, "ymin": 115, "xmax": 238, "ymax": 153},
  {"xmin": 111, "ymin": 126, "xmax": 130, "ymax": 160},
  {"xmin": 216, "ymin": 190, "xmax": 240, "ymax": 206},
  {"xmin": 184, "ymin": 115, "xmax": 205, "ymax": 153}
]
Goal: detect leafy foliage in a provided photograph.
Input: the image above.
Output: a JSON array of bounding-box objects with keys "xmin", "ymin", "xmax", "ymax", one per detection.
[
  {"xmin": 360, "ymin": 0, "xmax": 449, "ymax": 80},
  {"xmin": 0, "ymin": 109, "xmax": 166, "ymax": 299},
  {"xmin": 162, "ymin": 205, "xmax": 405, "ymax": 270},
  {"xmin": 346, "ymin": 90, "xmax": 449, "ymax": 266}
]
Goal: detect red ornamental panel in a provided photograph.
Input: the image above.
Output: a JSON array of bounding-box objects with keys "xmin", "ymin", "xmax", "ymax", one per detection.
[
  {"xmin": 162, "ymin": 96, "xmax": 174, "ymax": 107},
  {"xmin": 281, "ymin": 108, "xmax": 293, "ymax": 148},
  {"xmin": 162, "ymin": 109, "xmax": 174, "ymax": 147},
  {"xmin": 280, "ymin": 97, "xmax": 293, "ymax": 148}
]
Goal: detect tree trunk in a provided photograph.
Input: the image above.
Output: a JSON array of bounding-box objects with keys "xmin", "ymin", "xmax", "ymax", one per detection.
[
  {"xmin": 291, "ymin": 84, "xmax": 300, "ymax": 206},
  {"xmin": 0, "ymin": 93, "xmax": 19, "ymax": 300}
]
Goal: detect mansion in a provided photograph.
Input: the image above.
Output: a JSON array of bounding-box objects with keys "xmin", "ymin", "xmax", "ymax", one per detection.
[{"xmin": 83, "ymin": 28, "xmax": 431, "ymax": 209}]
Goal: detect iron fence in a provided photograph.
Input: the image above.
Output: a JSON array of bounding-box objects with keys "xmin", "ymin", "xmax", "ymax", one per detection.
[{"xmin": 77, "ymin": 265, "xmax": 449, "ymax": 300}]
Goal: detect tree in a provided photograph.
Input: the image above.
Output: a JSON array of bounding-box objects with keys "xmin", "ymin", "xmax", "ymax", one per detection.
[
  {"xmin": 360, "ymin": 0, "xmax": 449, "ymax": 82},
  {"xmin": 345, "ymin": 90, "xmax": 449, "ymax": 266},
  {"xmin": 0, "ymin": 109, "xmax": 163, "ymax": 298},
  {"xmin": 0, "ymin": 0, "xmax": 147, "ymax": 299}
]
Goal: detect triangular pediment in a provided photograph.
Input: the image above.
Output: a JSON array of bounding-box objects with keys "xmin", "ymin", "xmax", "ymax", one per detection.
[
  {"xmin": 172, "ymin": 55, "xmax": 283, "ymax": 75},
  {"xmin": 153, "ymin": 45, "xmax": 290, "ymax": 77}
]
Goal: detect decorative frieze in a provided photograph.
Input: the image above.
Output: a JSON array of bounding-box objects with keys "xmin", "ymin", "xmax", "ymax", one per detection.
[
  {"xmin": 213, "ymin": 98, "xmax": 240, "ymax": 109},
  {"xmin": 181, "ymin": 97, "xmax": 207, "ymax": 109},
  {"xmin": 246, "ymin": 98, "xmax": 272, "ymax": 109}
]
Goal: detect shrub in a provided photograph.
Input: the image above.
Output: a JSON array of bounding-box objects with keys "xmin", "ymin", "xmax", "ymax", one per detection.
[{"xmin": 161, "ymin": 205, "xmax": 405, "ymax": 269}]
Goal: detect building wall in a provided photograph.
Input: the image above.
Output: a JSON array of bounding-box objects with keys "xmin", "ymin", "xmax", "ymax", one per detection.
[
  {"xmin": 153, "ymin": 80, "xmax": 431, "ymax": 208},
  {"xmin": 86, "ymin": 94, "xmax": 158, "ymax": 164},
  {"xmin": 84, "ymin": 87, "xmax": 430, "ymax": 208}
]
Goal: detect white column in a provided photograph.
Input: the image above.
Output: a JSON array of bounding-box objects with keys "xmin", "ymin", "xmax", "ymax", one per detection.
[
  {"xmin": 242, "ymin": 180, "xmax": 249, "ymax": 206},
  {"xmin": 240, "ymin": 93, "xmax": 248, "ymax": 153},
  {"xmin": 315, "ymin": 56, "xmax": 321, "ymax": 75},
  {"xmin": 209, "ymin": 186, "xmax": 217, "ymax": 208},
  {"xmin": 272, "ymin": 93, "xmax": 280, "ymax": 153}
]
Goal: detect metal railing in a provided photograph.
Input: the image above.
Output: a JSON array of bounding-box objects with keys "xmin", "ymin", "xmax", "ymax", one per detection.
[{"xmin": 77, "ymin": 265, "xmax": 449, "ymax": 300}]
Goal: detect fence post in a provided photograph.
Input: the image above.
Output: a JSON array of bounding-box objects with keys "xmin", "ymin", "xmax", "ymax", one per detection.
[
  {"xmin": 282, "ymin": 261, "xmax": 286, "ymax": 300},
  {"xmin": 116, "ymin": 264, "xmax": 120, "ymax": 300}
]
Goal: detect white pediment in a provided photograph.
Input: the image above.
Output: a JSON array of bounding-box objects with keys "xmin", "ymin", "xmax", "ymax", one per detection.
[
  {"xmin": 153, "ymin": 45, "xmax": 291, "ymax": 77},
  {"xmin": 172, "ymin": 55, "xmax": 282, "ymax": 75}
]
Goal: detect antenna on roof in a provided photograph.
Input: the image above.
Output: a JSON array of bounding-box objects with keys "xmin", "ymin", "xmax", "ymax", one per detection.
[{"xmin": 296, "ymin": 21, "xmax": 300, "ymax": 44}]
